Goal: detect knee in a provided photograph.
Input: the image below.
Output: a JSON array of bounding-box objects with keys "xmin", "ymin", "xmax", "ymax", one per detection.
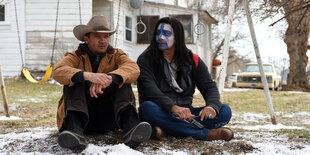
[
  {"xmin": 139, "ymin": 101, "xmax": 158, "ymax": 113},
  {"xmin": 219, "ymin": 104, "xmax": 232, "ymax": 122}
]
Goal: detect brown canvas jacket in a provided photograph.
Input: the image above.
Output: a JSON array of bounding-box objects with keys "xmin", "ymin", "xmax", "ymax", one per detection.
[{"xmin": 53, "ymin": 48, "xmax": 140, "ymax": 130}]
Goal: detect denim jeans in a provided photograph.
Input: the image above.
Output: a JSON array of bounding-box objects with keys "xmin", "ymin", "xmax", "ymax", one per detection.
[{"xmin": 138, "ymin": 101, "xmax": 232, "ymax": 141}]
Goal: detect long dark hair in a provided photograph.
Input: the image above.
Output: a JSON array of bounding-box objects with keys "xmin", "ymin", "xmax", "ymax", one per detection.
[{"xmin": 145, "ymin": 17, "xmax": 191, "ymax": 65}]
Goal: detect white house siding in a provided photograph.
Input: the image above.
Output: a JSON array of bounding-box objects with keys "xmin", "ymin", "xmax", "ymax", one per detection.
[
  {"xmin": 25, "ymin": 0, "xmax": 91, "ymax": 71},
  {"xmin": 0, "ymin": 0, "xmax": 25, "ymax": 77},
  {"xmin": 0, "ymin": 0, "xmax": 214, "ymax": 76},
  {"xmin": 110, "ymin": 0, "xmax": 209, "ymax": 63}
]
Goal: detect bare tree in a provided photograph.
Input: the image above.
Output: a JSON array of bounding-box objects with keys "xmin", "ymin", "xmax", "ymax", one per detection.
[
  {"xmin": 202, "ymin": 0, "xmax": 249, "ymax": 60},
  {"xmin": 262, "ymin": 0, "xmax": 310, "ymax": 91}
]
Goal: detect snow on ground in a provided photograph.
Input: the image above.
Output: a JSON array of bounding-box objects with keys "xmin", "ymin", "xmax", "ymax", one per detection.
[
  {"xmin": 237, "ymin": 123, "xmax": 305, "ymax": 131},
  {"xmin": 0, "ymin": 111, "xmax": 309, "ymax": 154},
  {"xmin": 235, "ymin": 132, "xmax": 310, "ymax": 155},
  {"xmin": 0, "ymin": 116, "xmax": 22, "ymax": 121},
  {"xmin": 0, "ymin": 127, "xmax": 189, "ymax": 155},
  {"xmin": 223, "ymin": 88, "xmax": 254, "ymax": 92},
  {"xmin": 17, "ymin": 98, "xmax": 47, "ymax": 103}
]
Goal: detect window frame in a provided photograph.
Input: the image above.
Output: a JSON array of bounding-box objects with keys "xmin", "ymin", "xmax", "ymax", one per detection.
[
  {"xmin": 125, "ymin": 16, "xmax": 133, "ymax": 42},
  {"xmin": 0, "ymin": 1, "xmax": 10, "ymax": 25},
  {"xmin": 170, "ymin": 14, "xmax": 193, "ymax": 44},
  {"xmin": 0, "ymin": 4, "xmax": 5, "ymax": 22}
]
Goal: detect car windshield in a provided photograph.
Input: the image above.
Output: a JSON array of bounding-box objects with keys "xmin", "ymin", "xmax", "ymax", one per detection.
[{"xmin": 244, "ymin": 65, "xmax": 273, "ymax": 73}]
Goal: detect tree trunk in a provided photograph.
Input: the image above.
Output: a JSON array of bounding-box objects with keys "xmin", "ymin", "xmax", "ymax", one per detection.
[{"xmin": 283, "ymin": 0, "xmax": 310, "ymax": 91}]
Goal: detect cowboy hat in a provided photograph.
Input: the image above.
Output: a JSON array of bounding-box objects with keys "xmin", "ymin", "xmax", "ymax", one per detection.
[{"xmin": 73, "ymin": 16, "xmax": 116, "ymax": 41}]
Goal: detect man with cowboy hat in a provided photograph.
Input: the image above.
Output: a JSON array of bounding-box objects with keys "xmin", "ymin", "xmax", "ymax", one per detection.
[{"xmin": 53, "ymin": 16, "xmax": 152, "ymax": 150}]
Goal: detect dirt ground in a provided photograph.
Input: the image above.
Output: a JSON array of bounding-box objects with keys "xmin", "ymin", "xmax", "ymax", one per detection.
[{"xmin": 0, "ymin": 83, "xmax": 309, "ymax": 154}]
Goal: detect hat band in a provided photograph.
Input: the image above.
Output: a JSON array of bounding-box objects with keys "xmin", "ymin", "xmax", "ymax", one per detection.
[{"xmin": 94, "ymin": 26, "xmax": 110, "ymax": 31}]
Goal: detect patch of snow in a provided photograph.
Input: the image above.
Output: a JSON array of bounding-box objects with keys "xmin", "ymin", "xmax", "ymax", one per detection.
[
  {"xmin": 248, "ymin": 142, "xmax": 310, "ymax": 155},
  {"xmin": 0, "ymin": 103, "xmax": 19, "ymax": 111},
  {"xmin": 0, "ymin": 127, "xmax": 191, "ymax": 155},
  {"xmin": 17, "ymin": 98, "xmax": 45, "ymax": 103},
  {"xmin": 82, "ymin": 144, "xmax": 144, "ymax": 155},
  {"xmin": 237, "ymin": 123, "xmax": 304, "ymax": 131},
  {"xmin": 48, "ymin": 79, "xmax": 62, "ymax": 86},
  {"xmin": 283, "ymin": 112, "xmax": 310, "ymax": 118},
  {"xmin": 232, "ymin": 113, "xmax": 269, "ymax": 123},
  {"xmin": 223, "ymin": 88, "xmax": 254, "ymax": 92},
  {"xmin": 282, "ymin": 91, "xmax": 309, "ymax": 94},
  {"xmin": 236, "ymin": 132, "xmax": 310, "ymax": 155},
  {"xmin": 0, "ymin": 116, "xmax": 22, "ymax": 121}
]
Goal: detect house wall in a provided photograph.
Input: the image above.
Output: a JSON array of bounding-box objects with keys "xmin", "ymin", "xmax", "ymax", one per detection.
[
  {"xmin": 24, "ymin": 0, "xmax": 91, "ymax": 71},
  {"xmin": 0, "ymin": 0, "xmax": 25, "ymax": 77},
  {"xmin": 1, "ymin": 0, "xmax": 214, "ymax": 77},
  {"xmin": 109, "ymin": 0, "xmax": 210, "ymax": 63}
]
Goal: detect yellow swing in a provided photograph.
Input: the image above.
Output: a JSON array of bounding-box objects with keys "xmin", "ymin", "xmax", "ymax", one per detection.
[{"xmin": 14, "ymin": 0, "xmax": 60, "ymax": 83}]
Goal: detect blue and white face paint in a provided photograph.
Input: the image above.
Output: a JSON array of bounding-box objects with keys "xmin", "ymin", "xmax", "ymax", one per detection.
[{"xmin": 156, "ymin": 23, "xmax": 175, "ymax": 50}]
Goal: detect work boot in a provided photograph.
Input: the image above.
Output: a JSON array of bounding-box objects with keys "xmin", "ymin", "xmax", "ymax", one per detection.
[
  {"xmin": 59, "ymin": 111, "xmax": 87, "ymax": 150},
  {"xmin": 120, "ymin": 106, "xmax": 152, "ymax": 148},
  {"xmin": 208, "ymin": 127, "xmax": 234, "ymax": 141},
  {"xmin": 123, "ymin": 121, "xmax": 152, "ymax": 148},
  {"xmin": 151, "ymin": 126, "xmax": 167, "ymax": 140},
  {"xmin": 58, "ymin": 130, "xmax": 87, "ymax": 150}
]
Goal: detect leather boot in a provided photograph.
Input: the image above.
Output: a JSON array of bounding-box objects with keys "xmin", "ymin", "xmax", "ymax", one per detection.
[
  {"xmin": 151, "ymin": 126, "xmax": 167, "ymax": 140},
  {"xmin": 58, "ymin": 111, "xmax": 87, "ymax": 150},
  {"xmin": 120, "ymin": 106, "xmax": 152, "ymax": 148},
  {"xmin": 208, "ymin": 127, "xmax": 234, "ymax": 141}
]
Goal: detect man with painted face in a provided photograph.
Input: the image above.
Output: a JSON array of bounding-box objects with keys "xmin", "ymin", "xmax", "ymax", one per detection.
[{"xmin": 137, "ymin": 17, "xmax": 234, "ymax": 141}]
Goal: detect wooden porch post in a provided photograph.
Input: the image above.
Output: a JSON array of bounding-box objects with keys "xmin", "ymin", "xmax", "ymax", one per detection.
[{"xmin": 0, "ymin": 64, "xmax": 10, "ymax": 117}]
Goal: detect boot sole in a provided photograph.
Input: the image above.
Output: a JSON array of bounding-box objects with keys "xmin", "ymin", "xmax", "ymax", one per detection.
[
  {"xmin": 123, "ymin": 122, "xmax": 152, "ymax": 148},
  {"xmin": 58, "ymin": 131, "xmax": 86, "ymax": 150}
]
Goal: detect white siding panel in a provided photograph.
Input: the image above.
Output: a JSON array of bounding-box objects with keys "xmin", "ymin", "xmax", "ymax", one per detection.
[
  {"xmin": 25, "ymin": 0, "xmax": 91, "ymax": 71},
  {"xmin": 0, "ymin": 0, "xmax": 25, "ymax": 77}
]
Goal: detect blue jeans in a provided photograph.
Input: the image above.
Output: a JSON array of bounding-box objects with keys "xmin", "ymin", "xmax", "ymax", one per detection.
[{"xmin": 139, "ymin": 101, "xmax": 232, "ymax": 141}]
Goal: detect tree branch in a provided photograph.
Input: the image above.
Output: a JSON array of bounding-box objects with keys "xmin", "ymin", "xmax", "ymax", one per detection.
[{"xmin": 269, "ymin": 2, "xmax": 310, "ymax": 26}]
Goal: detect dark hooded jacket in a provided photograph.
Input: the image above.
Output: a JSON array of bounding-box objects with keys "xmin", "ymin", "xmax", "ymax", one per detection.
[{"xmin": 137, "ymin": 50, "xmax": 222, "ymax": 114}]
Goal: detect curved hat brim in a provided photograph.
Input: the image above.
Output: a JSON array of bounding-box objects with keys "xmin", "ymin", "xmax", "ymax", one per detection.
[{"xmin": 73, "ymin": 25, "xmax": 116, "ymax": 41}]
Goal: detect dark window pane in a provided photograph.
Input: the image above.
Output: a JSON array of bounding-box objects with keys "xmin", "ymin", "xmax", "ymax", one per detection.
[
  {"xmin": 137, "ymin": 16, "xmax": 159, "ymax": 44},
  {"xmin": 0, "ymin": 5, "xmax": 4, "ymax": 21},
  {"xmin": 126, "ymin": 30, "xmax": 132, "ymax": 41},
  {"xmin": 126, "ymin": 16, "xmax": 132, "ymax": 29},
  {"xmin": 171, "ymin": 15, "xmax": 193, "ymax": 43},
  {"xmin": 125, "ymin": 16, "xmax": 132, "ymax": 41}
]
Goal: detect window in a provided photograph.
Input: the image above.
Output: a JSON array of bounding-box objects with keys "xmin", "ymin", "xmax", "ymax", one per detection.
[
  {"xmin": 125, "ymin": 16, "xmax": 132, "ymax": 41},
  {"xmin": 137, "ymin": 16, "xmax": 159, "ymax": 44},
  {"xmin": 170, "ymin": 15, "xmax": 193, "ymax": 43},
  {"xmin": 0, "ymin": 5, "xmax": 4, "ymax": 21}
]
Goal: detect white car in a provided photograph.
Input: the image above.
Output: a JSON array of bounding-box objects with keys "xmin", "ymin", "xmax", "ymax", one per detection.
[{"xmin": 227, "ymin": 73, "xmax": 238, "ymax": 88}]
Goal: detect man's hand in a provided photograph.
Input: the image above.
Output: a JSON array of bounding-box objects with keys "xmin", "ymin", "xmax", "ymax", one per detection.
[
  {"xmin": 199, "ymin": 106, "xmax": 216, "ymax": 121},
  {"xmin": 84, "ymin": 72, "xmax": 112, "ymax": 88},
  {"xmin": 84, "ymin": 72, "xmax": 113, "ymax": 98},
  {"xmin": 171, "ymin": 105, "xmax": 195, "ymax": 121},
  {"xmin": 89, "ymin": 83, "xmax": 105, "ymax": 98}
]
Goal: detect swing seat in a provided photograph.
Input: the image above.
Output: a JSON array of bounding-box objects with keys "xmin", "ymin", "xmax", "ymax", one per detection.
[{"xmin": 22, "ymin": 64, "xmax": 53, "ymax": 83}]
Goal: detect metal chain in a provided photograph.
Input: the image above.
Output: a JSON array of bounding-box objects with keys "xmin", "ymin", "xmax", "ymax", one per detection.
[
  {"xmin": 78, "ymin": 0, "xmax": 82, "ymax": 24},
  {"xmin": 114, "ymin": 0, "xmax": 121, "ymax": 47},
  {"xmin": 51, "ymin": 0, "xmax": 60, "ymax": 65},
  {"xmin": 14, "ymin": 0, "xmax": 25, "ymax": 67},
  {"xmin": 194, "ymin": 0, "xmax": 206, "ymax": 36}
]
